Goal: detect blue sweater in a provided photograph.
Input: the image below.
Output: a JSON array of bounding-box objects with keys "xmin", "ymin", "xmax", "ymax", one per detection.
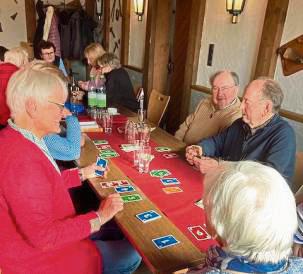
[
  {"xmin": 44, "ymin": 115, "xmax": 81, "ymax": 161},
  {"xmin": 198, "ymin": 115, "xmax": 296, "ymax": 184}
]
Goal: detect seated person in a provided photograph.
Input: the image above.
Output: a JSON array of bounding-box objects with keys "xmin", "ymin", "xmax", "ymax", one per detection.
[
  {"xmin": 37, "ymin": 40, "xmax": 68, "ymax": 76},
  {"xmin": 187, "ymin": 161, "xmax": 303, "ymax": 273},
  {"xmin": 0, "ymin": 47, "xmax": 28, "ymax": 128},
  {"xmin": 44, "ymin": 107, "xmax": 83, "ymax": 160},
  {"xmin": 175, "ymin": 70, "xmax": 242, "ymax": 145},
  {"xmin": 0, "ymin": 61, "xmax": 141, "ymax": 274},
  {"xmin": 0, "ymin": 45, "xmax": 8, "ymax": 62},
  {"xmin": 186, "ymin": 77, "xmax": 296, "ymax": 184},
  {"xmin": 97, "ymin": 53, "xmax": 139, "ymax": 111},
  {"xmin": 78, "ymin": 42, "xmax": 106, "ymax": 91}
]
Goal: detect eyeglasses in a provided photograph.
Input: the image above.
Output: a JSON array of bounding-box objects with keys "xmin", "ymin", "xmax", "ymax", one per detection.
[
  {"xmin": 212, "ymin": 85, "xmax": 236, "ymax": 92},
  {"xmin": 42, "ymin": 51, "xmax": 55, "ymax": 57},
  {"xmin": 48, "ymin": 100, "xmax": 65, "ymax": 111}
]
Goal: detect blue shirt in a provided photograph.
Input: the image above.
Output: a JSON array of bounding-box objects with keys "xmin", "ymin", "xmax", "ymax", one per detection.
[
  {"xmin": 44, "ymin": 115, "xmax": 81, "ymax": 161},
  {"xmin": 198, "ymin": 115, "xmax": 296, "ymax": 184}
]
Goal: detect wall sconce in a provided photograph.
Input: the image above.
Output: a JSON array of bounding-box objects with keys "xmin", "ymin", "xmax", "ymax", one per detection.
[
  {"xmin": 134, "ymin": 0, "xmax": 145, "ymax": 21},
  {"xmin": 96, "ymin": 0, "xmax": 103, "ymax": 21},
  {"xmin": 226, "ymin": 0, "xmax": 246, "ymax": 24}
]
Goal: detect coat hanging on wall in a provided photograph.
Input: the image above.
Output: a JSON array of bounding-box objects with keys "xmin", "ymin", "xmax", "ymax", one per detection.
[{"xmin": 277, "ymin": 34, "xmax": 303, "ymax": 76}]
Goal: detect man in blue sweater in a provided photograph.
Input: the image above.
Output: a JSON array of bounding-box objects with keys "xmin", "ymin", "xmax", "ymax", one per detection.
[{"xmin": 186, "ymin": 77, "xmax": 296, "ymax": 185}]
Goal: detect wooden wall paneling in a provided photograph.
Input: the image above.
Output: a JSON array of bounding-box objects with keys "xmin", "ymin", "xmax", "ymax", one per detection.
[
  {"xmin": 143, "ymin": 0, "xmax": 171, "ymax": 100},
  {"xmin": 254, "ymin": 0, "xmax": 289, "ymax": 78},
  {"xmin": 179, "ymin": 0, "xmax": 206, "ymax": 126},
  {"xmin": 25, "ymin": 0, "xmax": 36, "ymax": 43},
  {"xmin": 121, "ymin": 0, "xmax": 131, "ymax": 66},
  {"xmin": 85, "ymin": 0, "xmax": 95, "ymax": 17}
]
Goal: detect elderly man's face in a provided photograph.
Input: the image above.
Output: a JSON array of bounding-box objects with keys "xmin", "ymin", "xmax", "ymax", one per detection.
[
  {"xmin": 35, "ymin": 87, "xmax": 66, "ymax": 136},
  {"xmin": 211, "ymin": 72, "xmax": 238, "ymax": 110},
  {"xmin": 241, "ymin": 80, "xmax": 271, "ymax": 128},
  {"xmin": 41, "ymin": 47, "xmax": 55, "ymax": 63}
]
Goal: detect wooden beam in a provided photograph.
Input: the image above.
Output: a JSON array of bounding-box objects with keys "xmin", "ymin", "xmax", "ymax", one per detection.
[
  {"xmin": 103, "ymin": 0, "xmax": 111, "ymax": 51},
  {"xmin": 24, "ymin": 0, "xmax": 36, "ymax": 43},
  {"xmin": 254, "ymin": 0, "xmax": 289, "ymax": 78},
  {"xmin": 180, "ymin": 0, "xmax": 206, "ymax": 122},
  {"xmin": 121, "ymin": 0, "xmax": 131, "ymax": 66},
  {"xmin": 85, "ymin": 0, "xmax": 95, "ymax": 18}
]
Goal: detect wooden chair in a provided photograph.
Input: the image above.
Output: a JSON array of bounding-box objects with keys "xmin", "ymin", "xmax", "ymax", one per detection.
[
  {"xmin": 294, "ymin": 152, "xmax": 303, "ymax": 201},
  {"xmin": 147, "ymin": 89, "xmax": 170, "ymax": 126}
]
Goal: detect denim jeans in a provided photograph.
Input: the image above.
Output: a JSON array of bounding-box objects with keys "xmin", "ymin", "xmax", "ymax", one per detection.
[{"xmin": 94, "ymin": 238, "xmax": 142, "ymax": 274}]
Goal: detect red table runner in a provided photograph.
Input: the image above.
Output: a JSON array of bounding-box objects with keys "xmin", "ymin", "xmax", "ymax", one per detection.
[{"xmin": 87, "ymin": 124, "xmax": 217, "ymax": 251}]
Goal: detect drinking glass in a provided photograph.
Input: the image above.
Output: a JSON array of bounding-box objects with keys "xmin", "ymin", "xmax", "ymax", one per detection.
[
  {"xmin": 127, "ymin": 121, "xmax": 138, "ymax": 144},
  {"xmin": 133, "ymin": 140, "xmax": 143, "ymax": 167},
  {"xmin": 101, "ymin": 112, "xmax": 113, "ymax": 134},
  {"xmin": 138, "ymin": 145, "xmax": 152, "ymax": 173},
  {"xmin": 138, "ymin": 123, "xmax": 151, "ymax": 145}
]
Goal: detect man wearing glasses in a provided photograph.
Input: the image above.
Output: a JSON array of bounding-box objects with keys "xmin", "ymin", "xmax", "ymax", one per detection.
[
  {"xmin": 175, "ymin": 70, "xmax": 242, "ymax": 144},
  {"xmin": 37, "ymin": 40, "xmax": 68, "ymax": 76},
  {"xmin": 186, "ymin": 77, "xmax": 296, "ymax": 185}
]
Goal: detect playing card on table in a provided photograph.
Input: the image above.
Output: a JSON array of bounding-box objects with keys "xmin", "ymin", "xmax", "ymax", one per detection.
[
  {"xmin": 155, "ymin": 146, "xmax": 172, "ymax": 152},
  {"xmin": 152, "ymin": 235, "xmax": 180, "ymax": 249},
  {"xmin": 93, "ymin": 140, "xmax": 108, "ymax": 145},
  {"xmin": 160, "ymin": 178, "xmax": 180, "ymax": 185},
  {"xmin": 150, "ymin": 169, "xmax": 171, "ymax": 178},
  {"xmin": 136, "ymin": 210, "xmax": 161, "ymax": 223},
  {"xmin": 119, "ymin": 144, "xmax": 139, "ymax": 152},
  {"xmin": 96, "ymin": 144, "xmax": 111, "ymax": 150},
  {"xmin": 121, "ymin": 194, "xmax": 142, "ymax": 203},
  {"xmin": 162, "ymin": 186, "xmax": 183, "ymax": 194},
  {"xmin": 163, "ymin": 153, "xmax": 179, "ymax": 159},
  {"xmin": 194, "ymin": 199, "xmax": 204, "ymax": 209},
  {"xmin": 188, "ymin": 225, "xmax": 211, "ymax": 241},
  {"xmin": 100, "ymin": 180, "xmax": 131, "ymax": 188},
  {"xmin": 115, "ymin": 185, "xmax": 135, "ymax": 193},
  {"xmin": 99, "ymin": 149, "xmax": 119, "ymax": 158}
]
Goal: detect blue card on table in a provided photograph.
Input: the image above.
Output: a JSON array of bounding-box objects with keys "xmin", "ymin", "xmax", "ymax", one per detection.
[
  {"xmin": 152, "ymin": 235, "xmax": 180, "ymax": 249},
  {"xmin": 95, "ymin": 157, "xmax": 108, "ymax": 176},
  {"xmin": 136, "ymin": 210, "xmax": 161, "ymax": 223},
  {"xmin": 160, "ymin": 178, "xmax": 180, "ymax": 185},
  {"xmin": 115, "ymin": 185, "xmax": 135, "ymax": 193}
]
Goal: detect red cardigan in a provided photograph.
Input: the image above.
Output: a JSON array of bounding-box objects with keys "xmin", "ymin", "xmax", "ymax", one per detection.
[
  {"xmin": 0, "ymin": 127, "xmax": 102, "ymax": 274},
  {"xmin": 0, "ymin": 63, "xmax": 18, "ymax": 126}
]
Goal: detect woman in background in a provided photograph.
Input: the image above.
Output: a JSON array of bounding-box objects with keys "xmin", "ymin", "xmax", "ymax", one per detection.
[
  {"xmin": 97, "ymin": 53, "xmax": 139, "ymax": 111},
  {"xmin": 0, "ymin": 47, "xmax": 28, "ymax": 128}
]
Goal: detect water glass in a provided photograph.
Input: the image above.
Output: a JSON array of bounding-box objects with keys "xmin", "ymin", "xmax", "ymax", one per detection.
[
  {"xmin": 138, "ymin": 146, "xmax": 152, "ymax": 173},
  {"xmin": 133, "ymin": 140, "xmax": 143, "ymax": 167},
  {"xmin": 138, "ymin": 123, "xmax": 151, "ymax": 145},
  {"xmin": 101, "ymin": 112, "xmax": 113, "ymax": 134},
  {"xmin": 126, "ymin": 121, "xmax": 139, "ymax": 144}
]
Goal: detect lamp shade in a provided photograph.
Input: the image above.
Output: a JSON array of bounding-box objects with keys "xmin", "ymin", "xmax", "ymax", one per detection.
[
  {"xmin": 134, "ymin": 0, "xmax": 145, "ymax": 21},
  {"xmin": 226, "ymin": 0, "xmax": 246, "ymax": 23}
]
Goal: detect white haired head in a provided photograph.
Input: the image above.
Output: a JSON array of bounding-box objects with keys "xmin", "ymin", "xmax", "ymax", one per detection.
[
  {"xmin": 4, "ymin": 47, "xmax": 29, "ymax": 67},
  {"xmin": 6, "ymin": 61, "xmax": 67, "ymax": 119},
  {"xmin": 204, "ymin": 161, "xmax": 297, "ymax": 263}
]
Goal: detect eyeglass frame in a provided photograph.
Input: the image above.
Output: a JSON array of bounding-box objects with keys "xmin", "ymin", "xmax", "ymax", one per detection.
[
  {"xmin": 41, "ymin": 51, "xmax": 55, "ymax": 57},
  {"xmin": 211, "ymin": 85, "xmax": 237, "ymax": 92},
  {"xmin": 48, "ymin": 100, "xmax": 65, "ymax": 111}
]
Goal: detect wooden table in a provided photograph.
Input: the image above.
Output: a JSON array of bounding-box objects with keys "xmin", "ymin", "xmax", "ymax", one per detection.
[{"xmin": 78, "ymin": 111, "xmax": 205, "ymax": 274}]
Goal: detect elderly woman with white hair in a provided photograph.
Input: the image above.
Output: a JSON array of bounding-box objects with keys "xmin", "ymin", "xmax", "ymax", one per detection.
[
  {"xmin": 188, "ymin": 161, "xmax": 303, "ymax": 273},
  {"xmin": 0, "ymin": 62, "xmax": 141, "ymax": 274},
  {"xmin": 0, "ymin": 46, "xmax": 29, "ymax": 128}
]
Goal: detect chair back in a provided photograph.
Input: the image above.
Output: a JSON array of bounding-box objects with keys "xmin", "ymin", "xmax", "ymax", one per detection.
[
  {"xmin": 294, "ymin": 151, "xmax": 303, "ymax": 194},
  {"xmin": 147, "ymin": 89, "xmax": 170, "ymax": 126}
]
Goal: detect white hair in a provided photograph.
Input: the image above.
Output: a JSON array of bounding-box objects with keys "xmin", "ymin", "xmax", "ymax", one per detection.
[
  {"xmin": 4, "ymin": 47, "xmax": 28, "ymax": 67},
  {"xmin": 6, "ymin": 61, "xmax": 67, "ymax": 118},
  {"xmin": 204, "ymin": 161, "xmax": 297, "ymax": 263}
]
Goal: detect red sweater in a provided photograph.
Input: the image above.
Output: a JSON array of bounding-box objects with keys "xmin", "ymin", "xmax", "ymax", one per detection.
[
  {"xmin": 0, "ymin": 63, "xmax": 18, "ymax": 126},
  {"xmin": 0, "ymin": 127, "xmax": 102, "ymax": 274}
]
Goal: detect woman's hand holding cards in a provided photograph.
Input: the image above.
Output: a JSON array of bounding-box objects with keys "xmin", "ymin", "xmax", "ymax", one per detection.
[
  {"xmin": 185, "ymin": 145, "xmax": 202, "ymax": 165},
  {"xmin": 80, "ymin": 162, "xmax": 109, "ymax": 180}
]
